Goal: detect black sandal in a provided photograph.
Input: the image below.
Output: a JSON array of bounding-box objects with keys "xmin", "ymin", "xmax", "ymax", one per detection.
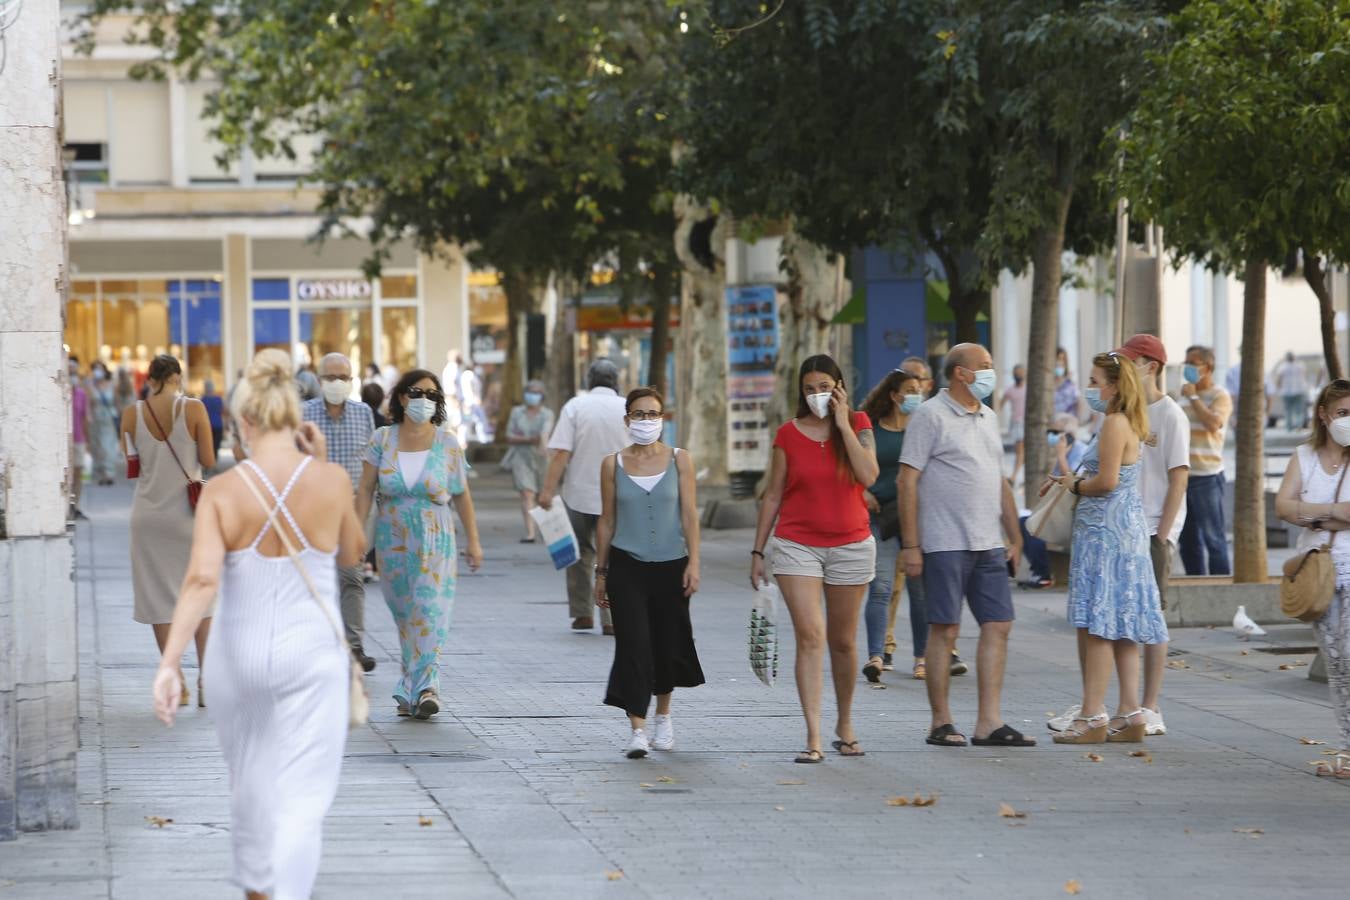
[
  {"xmin": 831, "ymin": 739, "xmax": 865, "ymax": 757},
  {"xmin": 925, "ymin": 724, "xmax": 967, "ymax": 747},
  {"xmin": 794, "ymin": 749, "xmax": 825, "ymax": 764},
  {"xmin": 971, "ymin": 724, "xmax": 1037, "ymax": 747}
]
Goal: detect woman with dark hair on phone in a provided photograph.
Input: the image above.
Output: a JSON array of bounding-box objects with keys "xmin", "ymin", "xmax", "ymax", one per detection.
[
  {"xmin": 356, "ymin": 370, "xmax": 483, "ymax": 720},
  {"xmin": 750, "ymin": 355, "xmax": 880, "ymax": 762},
  {"xmin": 858, "ymin": 368, "xmax": 928, "ymax": 683}
]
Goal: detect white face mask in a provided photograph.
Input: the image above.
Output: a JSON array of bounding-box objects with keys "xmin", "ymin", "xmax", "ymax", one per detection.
[
  {"xmin": 1330, "ymin": 417, "xmax": 1350, "ymax": 447},
  {"xmin": 405, "ymin": 397, "xmax": 436, "ymax": 424},
  {"xmin": 322, "ymin": 380, "xmax": 350, "ymax": 405},
  {"xmin": 806, "ymin": 392, "xmax": 833, "ymax": 419},
  {"xmin": 628, "ymin": 419, "xmax": 662, "ymax": 445}
]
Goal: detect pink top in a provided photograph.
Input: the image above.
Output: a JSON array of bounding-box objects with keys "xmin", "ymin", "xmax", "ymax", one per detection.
[{"xmin": 72, "ymin": 386, "xmax": 88, "ymax": 444}]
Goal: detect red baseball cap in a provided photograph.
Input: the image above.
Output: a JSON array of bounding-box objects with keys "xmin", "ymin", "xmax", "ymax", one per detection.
[{"xmin": 1115, "ymin": 334, "xmax": 1167, "ymax": 365}]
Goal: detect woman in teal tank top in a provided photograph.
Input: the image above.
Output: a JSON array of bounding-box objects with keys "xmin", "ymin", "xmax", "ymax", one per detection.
[
  {"xmin": 594, "ymin": 388, "xmax": 705, "ymax": 759},
  {"xmin": 859, "ymin": 368, "xmax": 932, "ymax": 683}
]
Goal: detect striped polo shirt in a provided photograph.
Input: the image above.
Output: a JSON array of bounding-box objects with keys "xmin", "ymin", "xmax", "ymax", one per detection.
[{"xmin": 1182, "ymin": 386, "xmax": 1232, "ymax": 476}]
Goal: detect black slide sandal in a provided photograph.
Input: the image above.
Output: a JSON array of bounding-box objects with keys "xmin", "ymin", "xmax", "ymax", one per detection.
[
  {"xmin": 971, "ymin": 724, "xmax": 1037, "ymax": 747},
  {"xmin": 925, "ymin": 724, "xmax": 967, "ymax": 747}
]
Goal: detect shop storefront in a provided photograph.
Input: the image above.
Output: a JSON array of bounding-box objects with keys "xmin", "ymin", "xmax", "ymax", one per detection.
[
  {"xmin": 249, "ymin": 272, "xmax": 421, "ymax": 387},
  {"xmin": 66, "ymin": 276, "xmax": 225, "ymax": 394},
  {"xmin": 65, "ymin": 232, "xmax": 470, "ymax": 398}
]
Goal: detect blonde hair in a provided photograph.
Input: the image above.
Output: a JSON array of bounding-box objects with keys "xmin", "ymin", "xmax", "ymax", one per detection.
[
  {"xmin": 1092, "ymin": 352, "xmax": 1149, "ymax": 441},
  {"xmin": 232, "ymin": 348, "xmax": 301, "ymax": 433}
]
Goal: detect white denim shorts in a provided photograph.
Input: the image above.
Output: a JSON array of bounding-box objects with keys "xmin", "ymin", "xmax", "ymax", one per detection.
[{"xmin": 770, "ymin": 535, "xmax": 876, "ymax": 586}]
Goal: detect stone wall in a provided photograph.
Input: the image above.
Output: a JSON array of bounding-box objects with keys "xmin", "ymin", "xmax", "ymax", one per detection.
[{"xmin": 0, "ymin": 0, "xmax": 80, "ymax": 840}]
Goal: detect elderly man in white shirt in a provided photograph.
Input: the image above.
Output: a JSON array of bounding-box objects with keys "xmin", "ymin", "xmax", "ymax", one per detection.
[{"xmin": 539, "ymin": 358, "xmax": 629, "ymax": 634}]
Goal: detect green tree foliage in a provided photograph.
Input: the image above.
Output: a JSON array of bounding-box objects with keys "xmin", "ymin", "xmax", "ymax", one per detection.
[{"xmin": 1118, "ymin": 0, "xmax": 1350, "ymax": 581}]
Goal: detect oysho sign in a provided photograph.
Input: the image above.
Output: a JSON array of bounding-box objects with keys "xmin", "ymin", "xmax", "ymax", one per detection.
[{"xmin": 296, "ymin": 278, "xmax": 373, "ymax": 301}]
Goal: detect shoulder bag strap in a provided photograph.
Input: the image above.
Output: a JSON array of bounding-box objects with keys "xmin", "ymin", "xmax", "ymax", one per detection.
[
  {"xmin": 1330, "ymin": 460, "xmax": 1350, "ymax": 548},
  {"xmin": 144, "ymin": 399, "xmax": 195, "ymax": 486},
  {"xmin": 235, "ymin": 466, "xmax": 349, "ymax": 649}
]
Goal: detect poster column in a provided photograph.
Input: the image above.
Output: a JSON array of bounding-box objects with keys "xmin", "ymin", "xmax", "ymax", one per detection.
[{"xmin": 725, "ymin": 285, "xmax": 779, "ymax": 474}]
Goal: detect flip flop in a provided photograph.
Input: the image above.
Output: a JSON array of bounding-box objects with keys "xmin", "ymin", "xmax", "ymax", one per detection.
[
  {"xmin": 831, "ymin": 739, "xmax": 865, "ymax": 757},
  {"xmin": 971, "ymin": 724, "xmax": 1037, "ymax": 747},
  {"xmin": 794, "ymin": 749, "xmax": 825, "ymax": 764},
  {"xmin": 925, "ymin": 724, "xmax": 967, "ymax": 747}
]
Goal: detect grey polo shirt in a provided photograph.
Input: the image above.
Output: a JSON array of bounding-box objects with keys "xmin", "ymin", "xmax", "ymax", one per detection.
[{"xmin": 899, "ymin": 389, "xmax": 1006, "ymax": 554}]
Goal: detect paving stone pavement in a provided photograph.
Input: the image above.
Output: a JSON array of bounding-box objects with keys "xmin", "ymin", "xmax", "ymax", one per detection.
[{"xmin": 2, "ymin": 468, "xmax": 1348, "ymax": 899}]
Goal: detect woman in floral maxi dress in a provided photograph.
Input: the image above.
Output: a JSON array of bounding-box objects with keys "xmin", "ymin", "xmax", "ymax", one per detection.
[{"xmin": 357, "ymin": 369, "xmax": 483, "ymax": 719}]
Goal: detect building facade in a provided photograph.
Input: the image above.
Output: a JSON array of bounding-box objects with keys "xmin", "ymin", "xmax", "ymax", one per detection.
[{"xmin": 62, "ymin": 11, "xmax": 471, "ymax": 392}]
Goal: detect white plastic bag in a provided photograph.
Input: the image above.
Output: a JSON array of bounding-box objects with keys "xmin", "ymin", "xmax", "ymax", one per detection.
[
  {"xmin": 529, "ymin": 501, "xmax": 580, "ymax": 570},
  {"xmin": 749, "ymin": 582, "xmax": 780, "ymax": 686}
]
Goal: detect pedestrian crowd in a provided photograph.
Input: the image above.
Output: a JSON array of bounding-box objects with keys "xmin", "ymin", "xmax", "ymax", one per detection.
[{"xmin": 62, "ymin": 330, "xmax": 1348, "ymax": 899}]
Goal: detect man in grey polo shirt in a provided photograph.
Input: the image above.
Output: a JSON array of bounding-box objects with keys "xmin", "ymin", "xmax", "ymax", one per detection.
[{"xmin": 898, "ymin": 343, "xmax": 1032, "ymax": 748}]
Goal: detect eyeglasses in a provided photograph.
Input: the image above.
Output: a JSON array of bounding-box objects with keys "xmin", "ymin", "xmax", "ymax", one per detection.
[
  {"xmin": 627, "ymin": 410, "xmax": 663, "ymax": 420},
  {"xmin": 320, "ymin": 374, "xmax": 352, "ymax": 383},
  {"xmin": 405, "ymin": 388, "xmax": 444, "ymax": 403}
]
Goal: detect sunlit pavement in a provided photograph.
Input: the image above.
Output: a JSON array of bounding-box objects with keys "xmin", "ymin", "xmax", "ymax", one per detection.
[{"xmin": 1, "ymin": 469, "xmax": 1346, "ymax": 899}]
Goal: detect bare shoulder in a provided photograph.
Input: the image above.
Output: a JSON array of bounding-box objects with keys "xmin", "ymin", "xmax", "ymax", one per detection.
[{"xmin": 675, "ymin": 447, "xmax": 696, "ymax": 474}]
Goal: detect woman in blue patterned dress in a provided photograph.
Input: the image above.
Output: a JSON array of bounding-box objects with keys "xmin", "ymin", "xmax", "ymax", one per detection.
[
  {"xmin": 1045, "ymin": 351, "xmax": 1169, "ymax": 744},
  {"xmin": 357, "ymin": 369, "xmax": 483, "ymax": 720}
]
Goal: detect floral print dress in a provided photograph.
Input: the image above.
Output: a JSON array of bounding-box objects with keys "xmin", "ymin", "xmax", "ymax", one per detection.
[{"xmin": 364, "ymin": 425, "xmax": 467, "ymax": 704}]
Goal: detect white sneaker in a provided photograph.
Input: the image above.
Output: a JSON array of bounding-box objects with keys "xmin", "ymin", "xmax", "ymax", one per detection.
[
  {"xmin": 651, "ymin": 714, "xmax": 674, "ymax": 751},
  {"xmin": 1047, "ymin": 704, "xmax": 1082, "ymax": 733},
  {"xmin": 626, "ymin": 729, "xmax": 649, "ymax": 759},
  {"xmin": 1142, "ymin": 707, "xmax": 1166, "ymax": 736}
]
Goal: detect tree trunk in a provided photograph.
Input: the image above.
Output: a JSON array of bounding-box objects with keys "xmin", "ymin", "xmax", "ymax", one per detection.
[
  {"xmin": 544, "ymin": 274, "xmax": 576, "ymax": 415},
  {"xmin": 1233, "ymin": 258, "xmax": 1268, "ymax": 584},
  {"xmin": 1305, "ymin": 251, "xmax": 1342, "ymax": 381},
  {"xmin": 1022, "ymin": 184, "xmax": 1076, "ymax": 501},
  {"xmin": 496, "ymin": 268, "xmax": 534, "ymax": 438},
  {"xmin": 673, "ymin": 196, "xmax": 730, "ymax": 486},
  {"xmin": 950, "ymin": 287, "xmax": 987, "ymax": 345},
  {"xmin": 646, "ymin": 262, "xmax": 675, "ymax": 396},
  {"xmin": 766, "ymin": 227, "xmax": 845, "ymax": 438}
]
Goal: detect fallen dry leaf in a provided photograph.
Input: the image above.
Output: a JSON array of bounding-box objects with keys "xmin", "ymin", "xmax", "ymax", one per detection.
[
  {"xmin": 656, "ymin": 775, "xmax": 677, "ymax": 783},
  {"xmin": 1323, "ymin": 748, "xmax": 1341, "ymax": 756},
  {"xmin": 911, "ymin": 793, "xmax": 938, "ymax": 807},
  {"xmin": 998, "ymin": 802, "xmax": 1027, "ymax": 819},
  {"xmin": 1129, "ymin": 750, "xmax": 1154, "ymax": 764},
  {"xmin": 777, "ymin": 779, "xmax": 805, "ymax": 786},
  {"xmin": 638, "ymin": 783, "xmax": 654, "ymax": 788},
  {"xmin": 774, "ymin": 805, "xmax": 785, "ymax": 811},
  {"xmin": 1065, "ymin": 880, "xmax": 1082, "ymax": 895},
  {"xmin": 1279, "ymin": 660, "xmax": 1308, "ymax": 670},
  {"xmin": 605, "ymin": 870, "xmax": 624, "ymax": 881},
  {"xmin": 1233, "ymin": 827, "xmax": 1264, "ymax": 836},
  {"xmin": 144, "ymin": 816, "xmax": 173, "ymax": 828},
  {"xmin": 418, "ymin": 816, "xmax": 433, "ymax": 827},
  {"xmin": 1299, "ymin": 737, "xmax": 1327, "ymax": 745},
  {"xmin": 1166, "ymin": 659, "xmax": 1191, "ymax": 670},
  {"xmin": 1240, "ymin": 649, "xmax": 1250, "ymax": 656},
  {"xmin": 886, "ymin": 796, "xmax": 910, "ymax": 807},
  {"xmin": 1083, "ymin": 752, "xmax": 1104, "ymax": 763}
]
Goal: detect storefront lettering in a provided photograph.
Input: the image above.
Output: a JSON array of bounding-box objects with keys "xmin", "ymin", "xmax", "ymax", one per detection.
[{"xmin": 296, "ymin": 278, "xmax": 373, "ymax": 301}]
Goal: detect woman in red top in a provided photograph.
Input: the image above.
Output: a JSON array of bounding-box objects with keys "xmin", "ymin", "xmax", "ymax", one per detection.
[{"xmin": 750, "ymin": 355, "xmax": 880, "ymax": 763}]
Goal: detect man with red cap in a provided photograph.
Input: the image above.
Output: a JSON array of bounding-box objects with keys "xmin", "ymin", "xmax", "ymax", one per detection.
[
  {"xmin": 1048, "ymin": 333, "xmax": 1188, "ymax": 738},
  {"xmin": 1115, "ymin": 334, "xmax": 1189, "ymax": 734}
]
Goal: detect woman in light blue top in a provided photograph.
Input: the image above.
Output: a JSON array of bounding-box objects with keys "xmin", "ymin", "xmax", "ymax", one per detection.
[{"xmin": 594, "ymin": 387, "xmax": 705, "ymax": 759}]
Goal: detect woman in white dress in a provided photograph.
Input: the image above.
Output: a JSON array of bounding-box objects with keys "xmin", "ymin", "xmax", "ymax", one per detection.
[{"xmin": 152, "ymin": 348, "xmax": 365, "ymax": 899}]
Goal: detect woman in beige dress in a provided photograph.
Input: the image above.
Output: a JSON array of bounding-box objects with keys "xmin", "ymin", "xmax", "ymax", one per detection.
[{"xmin": 122, "ymin": 354, "xmax": 216, "ymax": 706}]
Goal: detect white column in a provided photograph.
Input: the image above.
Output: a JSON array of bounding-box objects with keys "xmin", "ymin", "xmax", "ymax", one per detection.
[
  {"xmin": 0, "ymin": 0, "xmax": 80, "ymax": 839},
  {"xmin": 1212, "ymin": 270, "xmax": 1231, "ymax": 374},
  {"xmin": 1190, "ymin": 262, "xmax": 1213, "ymax": 347},
  {"xmin": 168, "ymin": 75, "xmax": 188, "ymax": 188}
]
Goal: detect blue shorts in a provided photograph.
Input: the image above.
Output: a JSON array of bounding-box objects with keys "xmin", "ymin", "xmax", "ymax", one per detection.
[{"xmin": 922, "ymin": 549, "xmax": 1015, "ymax": 625}]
